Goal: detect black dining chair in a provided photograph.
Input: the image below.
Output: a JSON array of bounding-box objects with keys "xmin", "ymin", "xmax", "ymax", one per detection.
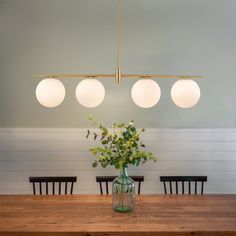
[
  {"xmin": 96, "ymin": 176, "xmax": 144, "ymax": 194},
  {"xmin": 160, "ymin": 176, "xmax": 207, "ymax": 195},
  {"xmin": 29, "ymin": 176, "xmax": 77, "ymax": 195}
]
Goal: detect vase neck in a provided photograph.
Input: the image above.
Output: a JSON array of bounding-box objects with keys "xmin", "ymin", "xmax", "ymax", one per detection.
[{"xmin": 120, "ymin": 167, "xmax": 128, "ymax": 176}]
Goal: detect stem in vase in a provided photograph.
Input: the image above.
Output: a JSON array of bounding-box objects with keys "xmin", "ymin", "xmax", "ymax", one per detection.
[{"xmin": 119, "ymin": 166, "xmax": 127, "ymax": 208}]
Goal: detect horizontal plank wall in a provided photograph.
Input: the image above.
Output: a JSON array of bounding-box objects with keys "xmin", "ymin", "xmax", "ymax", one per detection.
[{"xmin": 1, "ymin": 128, "xmax": 236, "ymax": 194}]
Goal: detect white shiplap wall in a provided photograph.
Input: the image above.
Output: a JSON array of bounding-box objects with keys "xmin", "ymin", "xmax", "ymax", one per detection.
[{"xmin": 1, "ymin": 128, "xmax": 236, "ymax": 194}]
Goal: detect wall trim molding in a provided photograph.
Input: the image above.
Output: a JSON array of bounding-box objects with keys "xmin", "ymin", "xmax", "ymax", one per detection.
[{"xmin": 1, "ymin": 128, "xmax": 236, "ymax": 194}]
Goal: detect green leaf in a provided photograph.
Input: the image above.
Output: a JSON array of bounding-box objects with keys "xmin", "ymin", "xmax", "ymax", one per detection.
[
  {"xmin": 101, "ymin": 161, "xmax": 107, "ymax": 168},
  {"xmin": 92, "ymin": 161, "xmax": 98, "ymax": 168},
  {"xmin": 101, "ymin": 139, "xmax": 108, "ymax": 145},
  {"xmin": 86, "ymin": 130, "xmax": 90, "ymax": 139},
  {"xmin": 90, "ymin": 148, "xmax": 98, "ymax": 155},
  {"xmin": 132, "ymin": 142, "xmax": 137, "ymax": 147},
  {"xmin": 94, "ymin": 133, "xmax": 98, "ymax": 140},
  {"xmin": 115, "ymin": 162, "xmax": 120, "ymax": 169},
  {"xmin": 135, "ymin": 159, "xmax": 141, "ymax": 166},
  {"xmin": 130, "ymin": 127, "xmax": 136, "ymax": 132}
]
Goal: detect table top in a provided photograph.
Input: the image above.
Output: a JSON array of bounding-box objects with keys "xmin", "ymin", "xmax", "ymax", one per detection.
[{"xmin": 1, "ymin": 194, "xmax": 236, "ymax": 236}]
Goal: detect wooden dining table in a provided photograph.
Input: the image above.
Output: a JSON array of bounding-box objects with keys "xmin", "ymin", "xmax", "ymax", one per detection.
[{"xmin": 1, "ymin": 194, "xmax": 236, "ymax": 236}]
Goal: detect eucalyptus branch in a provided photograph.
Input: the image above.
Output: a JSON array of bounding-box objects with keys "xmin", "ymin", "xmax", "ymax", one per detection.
[{"xmin": 86, "ymin": 116, "xmax": 157, "ymax": 169}]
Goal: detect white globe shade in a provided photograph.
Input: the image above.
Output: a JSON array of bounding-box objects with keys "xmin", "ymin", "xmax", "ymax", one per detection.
[
  {"xmin": 35, "ymin": 78, "xmax": 65, "ymax": 108},
  {"xmin": 75, "ymin": 79, "xmax": 105, "ymax": 108},
  {"xmin": 131, "ymin": 79, "xmax": 161, "ymax": 108},
  {"xmin": 171, "ymin": 79, "xmax": 200, "ymax": 108}
]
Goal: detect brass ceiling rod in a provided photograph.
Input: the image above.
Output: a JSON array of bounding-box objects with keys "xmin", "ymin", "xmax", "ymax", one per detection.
[
  {"xmin": 115, "ymin": 0, "xmax": 121, "ymax": 83},
  {"xmin": 33, "ymin": 0, "xmax": 203, "ymax": 82}
]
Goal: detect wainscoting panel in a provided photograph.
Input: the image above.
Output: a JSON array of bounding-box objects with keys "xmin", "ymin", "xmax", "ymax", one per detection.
[{"xmin": 1, "ymin": 128, "xmax": 236, "ymax": 194}]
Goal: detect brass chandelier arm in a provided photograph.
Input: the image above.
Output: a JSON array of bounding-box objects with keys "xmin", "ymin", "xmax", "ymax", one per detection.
[
  {"xmin": 122, "ymin": 74, "xmax": 204, "ymax": 79},
  {"xmin": 33, "ymin": 74, "xmax": 116, "ymax": 79},
  {"xmin": 33, "ymin": 74, "xmax": 203, "ymax": 79}
]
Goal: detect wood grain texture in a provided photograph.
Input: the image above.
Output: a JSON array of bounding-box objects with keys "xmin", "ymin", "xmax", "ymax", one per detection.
[{"xmin": 1, "ymin": 194, "xmax": 236, "ymax": 236}]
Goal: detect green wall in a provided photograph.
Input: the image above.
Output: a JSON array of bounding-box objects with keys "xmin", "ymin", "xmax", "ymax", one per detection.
[{"xmin": 0, "ymin": 0, "xmax": 236, "ymax": 128}]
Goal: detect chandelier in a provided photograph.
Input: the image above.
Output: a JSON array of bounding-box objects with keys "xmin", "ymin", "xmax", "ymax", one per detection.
[{"xmin": 35, "ymin": 0, "xmax": 202, "ymax": 109}]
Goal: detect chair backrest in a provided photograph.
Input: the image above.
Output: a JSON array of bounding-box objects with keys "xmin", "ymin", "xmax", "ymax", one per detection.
[
  {"xmin": 29, "ymin": 176, "xmax": 77, "ymax": 195},
  {"xmin": 160, "ymin": 176, "xmax": 207, "ymax": 195},
  {"xmin": 96, "ymin": 176, "xmax": 144, "ymax": 194}
]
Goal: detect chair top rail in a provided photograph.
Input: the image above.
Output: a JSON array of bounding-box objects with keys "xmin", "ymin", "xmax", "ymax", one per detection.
[
  {"xmin": 29, "ymin": 176, "xmax": 77, "ymax": 183},
  {"xmin": 160, "ymin": 176, "xmax": 207, "ymax": 182}
]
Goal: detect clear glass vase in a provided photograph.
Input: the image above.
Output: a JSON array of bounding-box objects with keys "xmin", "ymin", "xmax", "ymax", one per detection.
[{"xmin": 112, "ymin": 167, "xmax": 135, "ymax": 212}]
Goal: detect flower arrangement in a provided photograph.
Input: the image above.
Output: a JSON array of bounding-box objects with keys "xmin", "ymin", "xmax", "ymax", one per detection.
[{"xmin": 86, "ymin": 116, "xmax": 157, "ymax": 170}]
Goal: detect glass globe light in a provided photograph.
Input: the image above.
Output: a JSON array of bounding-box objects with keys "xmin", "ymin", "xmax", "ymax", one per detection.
[
  {"xmin": 171, "ymin": 79, "xmax": 200, "ymax": 108},
  {"xmin": 75, "ymin": 79, "xmax": 105, "ymax": 108},
  {"xmin": 35, "ymin": 78, "xmax": 65, "ymax": 108},
  {"xmin": 131, "ymin": 79, "xmax": 161, "ymax": 108}
]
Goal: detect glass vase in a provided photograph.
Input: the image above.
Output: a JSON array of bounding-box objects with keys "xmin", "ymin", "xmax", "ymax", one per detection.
[{"xmin": 112, "ymin": 167, "xmax": 135, "ymax": 212}]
